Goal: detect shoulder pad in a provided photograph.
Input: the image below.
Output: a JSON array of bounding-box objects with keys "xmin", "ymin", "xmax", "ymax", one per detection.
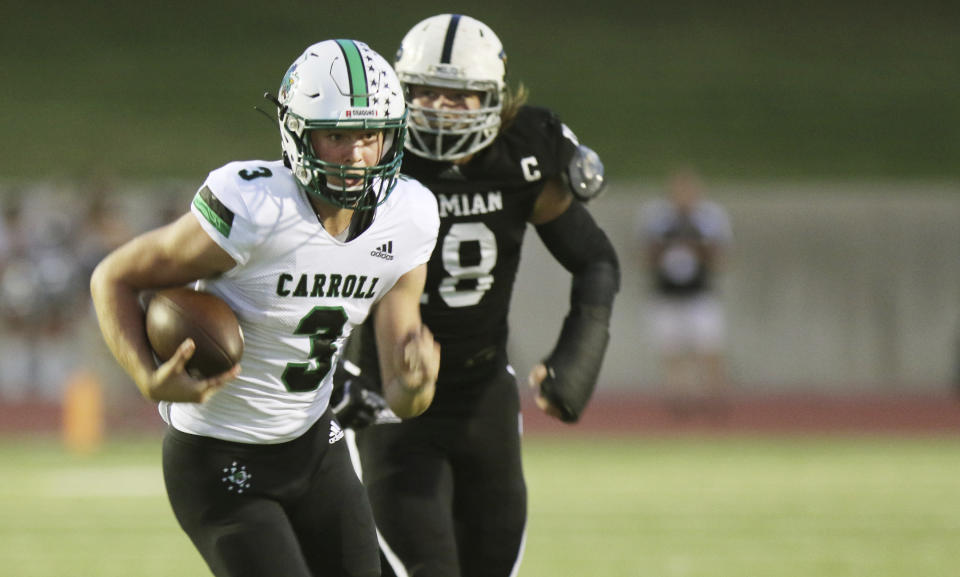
[{"xmin": 565, "ymin": 145, "xmax": 606, "ymax": 202}]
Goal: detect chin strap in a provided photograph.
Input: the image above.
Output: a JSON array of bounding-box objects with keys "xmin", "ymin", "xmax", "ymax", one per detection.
[{"xmin": 346, "ymin": 204, "xmax": 377, "ymax": 242}]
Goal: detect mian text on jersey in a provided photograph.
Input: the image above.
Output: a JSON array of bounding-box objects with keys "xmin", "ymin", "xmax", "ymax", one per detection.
[
  {"xmin": 437, "ymin": 191, "xmax": 503, "ymax": 218},
  {"xmin": 276, "ymin": 273, "xmax": 380, "ymax": 299}
]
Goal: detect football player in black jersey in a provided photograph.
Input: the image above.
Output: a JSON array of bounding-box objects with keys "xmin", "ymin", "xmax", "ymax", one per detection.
[{"xmin": 332, "ymin": 14, "xmax": 620, "ymax": 577}]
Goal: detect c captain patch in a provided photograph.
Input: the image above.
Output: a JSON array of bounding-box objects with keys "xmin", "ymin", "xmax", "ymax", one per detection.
[{"xmin": 193, "ymin": 186, "xmax": 234, "ymax": 238}]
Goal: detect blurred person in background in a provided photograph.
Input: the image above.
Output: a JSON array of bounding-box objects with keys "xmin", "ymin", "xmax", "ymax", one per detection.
[
  {"xmin": 76, "ymin": 187, "xmax": 134, "ymax": 281},
  {"xmin": 0, "ymin": 195, "xmax": 11, "ymax": 397},
  {"xmin": 331, "ymin": 14, "xmax": 620, "ymax": 577},
  {"xmin": 89, "ymin": 39, "xmax": 439, "ymax": 577},
  {"xmin": 0, "ymin": 190, "xmax": 88, "ymax": 400},
  {"xmin": 637, "ymin": 166, "xmax": 733, "ymax": 418},
  {"xmin": 73, "ymin": 185, "xmax": 140, "ymax": 404},
  {"xmin": 0, "ymin": 199, "xmax": 9, "ymax": 271}
]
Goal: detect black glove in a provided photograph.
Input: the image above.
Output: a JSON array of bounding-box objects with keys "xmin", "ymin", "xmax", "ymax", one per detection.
[{"xmin": 330, "ymin": 361, "xmax": 400, "ymax": 429}]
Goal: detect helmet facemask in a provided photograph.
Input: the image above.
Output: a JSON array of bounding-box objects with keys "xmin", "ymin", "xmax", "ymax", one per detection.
[
  {"xmin": 280, "ymin": 111, "xmax": 406, "ymax": 210},
  {"xmin": 402, "ymin": 82, "xmax": 501, "ymax": 161}
]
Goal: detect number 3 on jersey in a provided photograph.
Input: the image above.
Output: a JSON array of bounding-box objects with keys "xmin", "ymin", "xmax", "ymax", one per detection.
[
  {"xmin": 438, "ymin": 222, "xmax": 497, "ymax": 307},
  {"xmin": 282, "ymin": 306, "xmax": 347, "ymax": 392}
]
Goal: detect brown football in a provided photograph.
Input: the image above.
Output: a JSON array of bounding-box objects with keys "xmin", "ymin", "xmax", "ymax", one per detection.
[{"xmin": 145, "ymin": 287, "xmax": 244, "ymax": 379}]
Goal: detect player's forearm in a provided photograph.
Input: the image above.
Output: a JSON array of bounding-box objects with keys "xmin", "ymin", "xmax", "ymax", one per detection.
[
  {"xmin": 535, "ymin": 201, "xmax": 620, "ymax": 421},
  {"xmin": 379, "ymin": 327, "xmax": 439, "ymax": 419},
  {"xmin": 542, "ymin": 302, "xmax": 612, "ymax": 421},
  {"xmin": 90, "ymin": 257, "xmax": 156, "ymax": 398},
  {"xmin": 372, "ymin": 264, "xmax": 438, "ymax": 419}
]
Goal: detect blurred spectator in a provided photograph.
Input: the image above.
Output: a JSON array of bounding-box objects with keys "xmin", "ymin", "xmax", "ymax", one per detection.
[
  {"xmin": 0, "ymin": 198, "xmax": 10, "ymax": 275},
  {"xmin": 636, "ymin": 166, "xmax": 733, "ymax": 417},
  {"xmin": 0, "ymin": 190, "xmax": 86, "ymax": 399},
  {"xmin": 0, "ymin": 184, "xmax": 132, "ymax": 401},
  {"xmin": 76, "ymin": 187, "xmax": 133, "ymax": 281},
  {"xmin": 73, "ymin": 184, "xmax": 137, "ymax": 401}
]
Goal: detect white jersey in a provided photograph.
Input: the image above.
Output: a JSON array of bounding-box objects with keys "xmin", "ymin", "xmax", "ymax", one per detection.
[{"xmin": 161, "ymin": 160, "xmax": 439, "ymax": 443}]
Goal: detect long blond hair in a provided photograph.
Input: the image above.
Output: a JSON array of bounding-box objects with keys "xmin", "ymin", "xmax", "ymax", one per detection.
[{"xmin": 500, "ymin": 83, "xmax": 529, "ymax": 132}]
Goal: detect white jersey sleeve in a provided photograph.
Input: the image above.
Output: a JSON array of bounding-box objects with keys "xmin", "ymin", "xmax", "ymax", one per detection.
[{"xmin": 191, "ymin": 161, "xmax": 284, "ymax": 267}]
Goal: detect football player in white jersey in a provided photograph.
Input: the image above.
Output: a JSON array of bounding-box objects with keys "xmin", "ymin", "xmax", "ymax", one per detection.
[{"xmin": 90, "ymin": 39, "xmax": 440, "ymax": 577}]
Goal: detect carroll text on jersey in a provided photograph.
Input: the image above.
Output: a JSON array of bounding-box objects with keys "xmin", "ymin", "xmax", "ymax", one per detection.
[{"xmin": 276, "ymin": 273, "xmax": 380, "ymax": 299}]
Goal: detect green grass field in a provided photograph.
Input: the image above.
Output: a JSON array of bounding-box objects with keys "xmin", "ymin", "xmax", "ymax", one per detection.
[{"xmin": 2, "ymin": 434, "xmax": 959, "ymax": 577}]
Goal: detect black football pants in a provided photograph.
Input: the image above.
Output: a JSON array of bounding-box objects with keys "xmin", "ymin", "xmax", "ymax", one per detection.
[
  {"xmin": 354, "ymin": 366, "xmax": 527, "ymax": 577},
  {"xmin": 162, "ymin": 410, "xmax": 380, "ymax": 577}
]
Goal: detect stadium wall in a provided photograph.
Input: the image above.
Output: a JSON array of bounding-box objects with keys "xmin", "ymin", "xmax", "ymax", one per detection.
[
  {"xmin": 1, "ymin": 181, "xmax": 959, "ymax": 408},
  {"xmin": 509, "ymin": 181, "xmax": 960, "ymax": 395}
]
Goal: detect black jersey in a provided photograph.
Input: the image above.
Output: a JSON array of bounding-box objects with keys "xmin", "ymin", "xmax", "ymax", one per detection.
[
  {"xmin": 640, "ymin": 197, "xmax": 733, "ymax": 298},
  {"xmin": 654, "ymin": 213, "xmax": 711, "ymax": 295},
  {"xmin": 402, "ymin": 106, "xmax": 578, "ymax": 384},
  {"xmin": 401, "ymin": 106, "xmax": 579, "ymax": 383}
]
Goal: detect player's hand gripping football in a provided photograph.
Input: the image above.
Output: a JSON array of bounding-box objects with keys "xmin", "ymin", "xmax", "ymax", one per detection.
[{"xmin": 145, "ymin": 338, "xmax": 240, "ymax": 403}]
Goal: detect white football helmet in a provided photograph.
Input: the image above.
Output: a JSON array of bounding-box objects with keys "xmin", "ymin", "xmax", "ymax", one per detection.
[
  {"xmin": 275, "ymin": 39, "xmax": 406, "ymax": 210},
  {"xmin": 394, "ymin": 14, "xmax": 506, "ymax": 161}
]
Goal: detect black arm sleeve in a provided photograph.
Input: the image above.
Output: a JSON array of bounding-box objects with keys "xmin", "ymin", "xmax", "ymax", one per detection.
[{"xmin": 534, "ymin": 201, "xmax": 620, "ymax": 422}]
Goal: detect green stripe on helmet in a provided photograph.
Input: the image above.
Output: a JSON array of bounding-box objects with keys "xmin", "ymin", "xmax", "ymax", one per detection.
[{"xmin": 336, "ymin": 39, "xmax": 368, "ymax": 108}]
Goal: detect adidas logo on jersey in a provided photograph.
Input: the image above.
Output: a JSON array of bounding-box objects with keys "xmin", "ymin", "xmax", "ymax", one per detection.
[
  {"xmin": 329, "ymin": 420, "xmax": 344, "ymax": 444},
  {"xmin": 370, "ymin": 241, "xmax": 394, "ymax": 260}
]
